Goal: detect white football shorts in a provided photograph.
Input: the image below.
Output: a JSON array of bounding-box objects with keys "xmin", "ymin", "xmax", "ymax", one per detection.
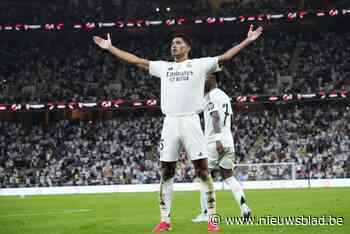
[
  {"xmin": 207, "ymin": 144, "xmax": 235, "ymax": 170},
  {"xmin": 159, "ymin": 114, "xmax": 207, "ymax": 162}
]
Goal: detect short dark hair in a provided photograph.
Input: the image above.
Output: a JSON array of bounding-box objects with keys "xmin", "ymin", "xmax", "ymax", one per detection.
[
  {"xmin": 207, "ymin": 74, "xmax": 216, "ymax": 80},
  {"xmin": 172, "ymin": 33, "xmax": 192, "ymax": 48}
]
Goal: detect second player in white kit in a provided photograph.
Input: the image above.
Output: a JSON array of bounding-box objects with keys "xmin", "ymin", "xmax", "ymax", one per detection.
[
  {"xmin": 204, "ymin": 87, "xmax": 235, "ymax": 169},
  {"xmin": 192, "ymin": 74, "xmax": 252, "ymax": 223}
]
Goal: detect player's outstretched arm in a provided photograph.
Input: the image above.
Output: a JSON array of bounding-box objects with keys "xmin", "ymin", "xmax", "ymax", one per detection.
[
  {"xmin": 218, "ymin": 25, "xmax": 263, "ymax": 65},
  {"xmin": 93, "ymin": 33, "xmax": 150, "ymax": 71}
]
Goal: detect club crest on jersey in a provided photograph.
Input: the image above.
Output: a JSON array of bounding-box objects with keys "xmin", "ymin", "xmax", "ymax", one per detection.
[
  {"xmin": 208, "ymin": 102, "xmax": 214, "ymax": 111},
  {"xmin": 168, "ymin": 67, "xmax": 173, "ymax": 71}
]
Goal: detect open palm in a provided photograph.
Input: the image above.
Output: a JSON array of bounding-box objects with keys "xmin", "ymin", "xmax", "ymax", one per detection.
[
  {"xmin": 247, "ymin": 25, "xmax": 263, "ymax": 42},
  {"xmin": 93, "ymin": 33, "xmax": 112, "ymax": 50}
]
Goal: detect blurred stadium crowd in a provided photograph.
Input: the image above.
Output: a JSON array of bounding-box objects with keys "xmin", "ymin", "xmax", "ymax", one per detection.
[
  {"xmin": 1, "ymin": 0, "xmax": 347, "ymax": 24},
  {"xmin": 0, "ymin": 0, "xmax": 300, "ymax": 24},
  {"xmin": 1, "ymin": 32, "xmax": 349, "ymax": 104},
  {"xmin": 1, "ymin": 104, "xmax": 349, "ymax": 188}
]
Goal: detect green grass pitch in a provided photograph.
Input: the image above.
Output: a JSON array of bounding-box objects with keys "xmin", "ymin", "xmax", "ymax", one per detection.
[{"xmin": 0, "ymin": 188, "xmax": 349, "ymax": 234}]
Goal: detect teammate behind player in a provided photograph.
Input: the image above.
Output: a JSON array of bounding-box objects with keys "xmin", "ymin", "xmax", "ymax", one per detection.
[
  {"xmin": 192, "ymin": 74, "xmax": 251, "ymax": 223},
  {"xmin": 93, "ymin": 25, "xmax": 262, "ymax": 232}
]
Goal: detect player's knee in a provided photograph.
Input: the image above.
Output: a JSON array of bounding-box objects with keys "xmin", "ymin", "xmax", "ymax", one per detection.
[
  {"xmin": 161, "ymin": 167, "xmax": 175, "ymax": 181},
  {"xmin": 196, "ymin": 169, "xmax": 209, "ymax": 181},
  {"xmin": 222, "ymin": 168, "xmax": 234, "ymax": 180}
]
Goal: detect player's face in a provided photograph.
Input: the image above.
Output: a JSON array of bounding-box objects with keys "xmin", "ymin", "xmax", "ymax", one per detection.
[
  {"xmin": 170, "ymin": 37, "xmax": 190, "ymax": 58},
  {"xmin": 205, "ymin": 75, "xmax": 216, "ymax": 93}
]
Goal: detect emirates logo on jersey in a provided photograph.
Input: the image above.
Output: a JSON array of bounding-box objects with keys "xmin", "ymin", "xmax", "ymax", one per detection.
[{"xmin": 166, "ymin": 70, "xmax": 193, "ymax": 82}]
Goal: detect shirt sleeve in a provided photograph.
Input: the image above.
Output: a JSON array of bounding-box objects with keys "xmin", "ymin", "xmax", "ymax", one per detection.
[
  {"xmin": 198, "ymin": 57, "xmax": 219, "ymax": 75},
  {"xmin": 207, "ymin": 91, "xmax": 220, "ymax": 115},
  {"xmin": 149, "ymin": 61, "xmax": 166, "ymax": 78}
]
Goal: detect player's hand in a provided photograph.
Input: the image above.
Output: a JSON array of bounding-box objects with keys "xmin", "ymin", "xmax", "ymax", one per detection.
[
  {"xmin": 247, "ymin": 25, "xmax": 263, "ymax": 42},
  {"xmin": 216, "ymin": 141, "xmax": 225, "ymax": 155},
  {"xmin": 93, "ymin": 33, "xmax": 112, "ymax": 50}
]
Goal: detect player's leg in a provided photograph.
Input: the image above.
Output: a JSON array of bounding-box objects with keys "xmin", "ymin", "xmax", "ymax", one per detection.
[
  {"xmin": 192, "ymin": 146, "xmax": 218, "ymax": 223},
  {"xmin": 219, "ymin": 149, "xmax": 251, "ymax": 218},
  {"xmin": 192, "ymin": 159, "xmax": 219, "ymax": 232},
  {"xmin": 182, "ymin": 115, "xmax": 219, "ymax": 231},
  {"xmin": 159, "ymin": 161, "xmax": 176, "ymax": 222},
  {"xmin": 153, "ymin": 161, "xmax": 176, "ymax": 232},
  {"xmin": 222, "ymin": 168, "xmax": 251, "ymax": 218},
  {"xmin": 192, "ymin": 180, "xmax": 209, "ymax": 222},
  {"xmin": 153, "ymin": 117, "xmax": 181, "ymax": 232},
  {"xmin": 200, "ymin": 183, "xmax": 208, "ymax": 214}
]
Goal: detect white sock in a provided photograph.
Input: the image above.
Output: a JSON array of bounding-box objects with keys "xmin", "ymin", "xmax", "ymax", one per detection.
[
  {"xmin": 200, "ymin": 175, "xmax": 216, "ymax": 216},
  {"xmin": 225, "ymin": 176, "xmax": 246, "ymax": 209},
  {"xmin": 200, "ymin": 187, "xmax": 208, "ymax": 215},
  {"xmin": 160, "ymin": 178, "xmax": 173, "ymax": 223}
]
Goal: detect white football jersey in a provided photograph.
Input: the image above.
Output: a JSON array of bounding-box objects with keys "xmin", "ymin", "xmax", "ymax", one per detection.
[
  {"xmin": 204, "ymin": 88, "xmax": 234, "ymax": 148},
  {"xmin": 149, "ymin": 57, "xmax": 218, "ymax": 115}
]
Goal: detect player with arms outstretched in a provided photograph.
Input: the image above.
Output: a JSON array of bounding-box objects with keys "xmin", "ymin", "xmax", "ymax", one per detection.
[
  {"xmin": 93, "ymin": 25, "xmax": 262, "ymax": 232},
  {"xmin": 192, "ymin": 74, "xmax": 251, "ymax": 223}
]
